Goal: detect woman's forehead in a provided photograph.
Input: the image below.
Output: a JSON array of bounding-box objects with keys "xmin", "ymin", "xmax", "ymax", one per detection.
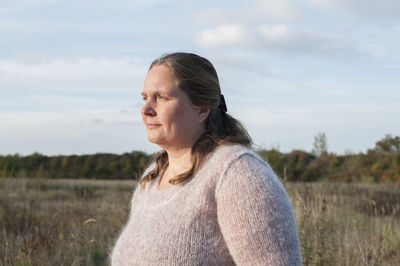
[
  {"xmin": 142, "ymin": 65, "xmax": 181, "ymax": 95},
  {"xmin": 146, "ymin": 65, "xmax": 176, "ymax": 83}
]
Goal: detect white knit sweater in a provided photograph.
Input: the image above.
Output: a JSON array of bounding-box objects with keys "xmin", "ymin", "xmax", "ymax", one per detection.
[{"xmin": 111, "ymin": 145, "xmax": 301, "ymax": 265}]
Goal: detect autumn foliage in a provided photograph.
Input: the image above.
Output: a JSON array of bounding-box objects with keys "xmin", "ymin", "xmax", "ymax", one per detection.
[{"xmin": 1, "ymin": 135, "xmax": 399, "ymax": 183}]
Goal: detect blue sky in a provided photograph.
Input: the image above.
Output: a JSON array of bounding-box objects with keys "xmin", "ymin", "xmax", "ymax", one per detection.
[{"xmin": 1, "ymin": 0, "xmax": 399, "ymax": 155}]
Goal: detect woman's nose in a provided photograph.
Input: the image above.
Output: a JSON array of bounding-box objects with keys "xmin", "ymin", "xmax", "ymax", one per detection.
[{"xmin": 141, "ymin": 101, "xmax": 156, "ymax": 116}]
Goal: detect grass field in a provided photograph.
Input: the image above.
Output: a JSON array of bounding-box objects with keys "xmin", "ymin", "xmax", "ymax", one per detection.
[{"xmin": 1, "ymin": 178, "xmax": 399, "ymax": 265}]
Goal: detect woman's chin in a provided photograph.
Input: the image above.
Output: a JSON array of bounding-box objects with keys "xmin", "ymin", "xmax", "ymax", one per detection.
[{"xmin": 147, "ymin": 136, "xmax": 164, "ymax": 146}]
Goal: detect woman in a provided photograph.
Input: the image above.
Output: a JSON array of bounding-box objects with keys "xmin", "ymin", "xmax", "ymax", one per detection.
[{"xmin": 111, "ymin": 52, "xmax": 301, "ymax": 265}]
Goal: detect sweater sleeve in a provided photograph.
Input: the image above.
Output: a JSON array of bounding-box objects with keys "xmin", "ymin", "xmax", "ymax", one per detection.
[{"xmin": 216, "ymin": 153, "xmax": 301, "ymax": 266}]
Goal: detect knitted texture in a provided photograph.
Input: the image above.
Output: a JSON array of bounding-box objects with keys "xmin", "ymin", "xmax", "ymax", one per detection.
[{"xmin": 111, "ymin": 145, "xmax": 301, "ymax": 265}]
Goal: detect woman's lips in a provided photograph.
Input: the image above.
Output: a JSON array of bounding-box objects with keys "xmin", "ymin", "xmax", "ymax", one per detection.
[{"xmin": 146, "ymin": 123, "xmax": 161, "ymax": 129}]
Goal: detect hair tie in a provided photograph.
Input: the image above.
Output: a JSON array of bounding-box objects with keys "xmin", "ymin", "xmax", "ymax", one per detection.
[{"xmin": 218, "ymin": 94, "xmax": 227, "ymax": 112}]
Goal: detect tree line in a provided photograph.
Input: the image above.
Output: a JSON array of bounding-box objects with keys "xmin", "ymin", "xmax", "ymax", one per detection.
[
  {"xmin": 258, "ymin": 134, "xmax": 400, "ymax": 183},
  {"xmin": 1, "ymin": 135, "xmax": 399, "ymax": 183},
  {"xmin": 0, "ymin": 151, "xmax": 149, "ymax": 180}
]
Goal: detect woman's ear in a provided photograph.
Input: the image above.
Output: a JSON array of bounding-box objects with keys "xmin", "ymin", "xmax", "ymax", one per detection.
[{"xmin": 197, "ymin": 107, "xmax": 210, "ymax": 122}]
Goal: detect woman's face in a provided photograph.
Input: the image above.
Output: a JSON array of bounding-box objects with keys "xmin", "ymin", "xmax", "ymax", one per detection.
[{"xmin": 141, "ymin": 65, "xmax": 208, "ymax": 152}]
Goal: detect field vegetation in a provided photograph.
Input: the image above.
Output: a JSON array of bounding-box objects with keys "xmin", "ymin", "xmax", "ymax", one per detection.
[
  {"xmin": 1, "ymin": 134, "xmax": 399, "ymax": 264},
  {"xmin": 1, "ymin": 178, "xmax": 399, "ymax": 265}
]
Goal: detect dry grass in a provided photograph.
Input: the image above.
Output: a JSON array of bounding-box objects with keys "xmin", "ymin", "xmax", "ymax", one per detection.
[
  {"xmin": 0, "ymin": 178, "xmax": 136, "ymax": 265},
  {"xmin": 288, "ymin": 182, "xmax": 400, "ymax": 265},
  {"xmin": 1, "ymin": 178, "xmax": 399, "ymax": 265}
]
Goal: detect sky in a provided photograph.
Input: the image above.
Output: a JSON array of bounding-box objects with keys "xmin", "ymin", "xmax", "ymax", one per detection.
[{"xmin": 1, "ymin": 0, "xmax": 399, "ymax": 156}]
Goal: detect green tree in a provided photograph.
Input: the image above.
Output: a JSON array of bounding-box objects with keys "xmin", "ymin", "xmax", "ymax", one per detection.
[
  {"xmin": 35, "ymin": 164, "xmax": 46, "ymax": 179},
  {"xmin": 61, "ymin": 157, "xmax": 68, "ymax": 169},
  {"xmin": 375, "ymin": 134, "xmax": 400, "ymax": 153},
  {"xmin": 329, "ymin": 156, "xmax": 340, "ymax": 169},
  {"xmin": 312, "ymin": 132, "xmax": 328, "ymax": 156},
  {"xmin": 82, "ymin": 156, "xmax": 95, "ymax": 178},
  {"xmin": 95, "ymin": 161, "xmax": 110, "ymax": 179},
  {"xmin": 395, "ymin": 154, "xmax": 400, "ymax": 168},
  {"xmin": 123, "ymin": 160, "xmax": 132, "ymax": 174}
]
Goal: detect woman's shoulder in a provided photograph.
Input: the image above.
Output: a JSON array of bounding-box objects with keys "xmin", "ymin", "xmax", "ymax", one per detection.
[
  {"xmin": 211, "ymin": 143, "xmax": 253, "ymax": 159},
  {"xmin": 208, "ymin": 144, "xmax": 266, "ymax": 169},
  {"xmin": 201, "ymin": 144, "xmax": 274, "ymax": 182},
  {"xmin": 209, "ymin": 144, "xmax": 283, "ymax": 192}
]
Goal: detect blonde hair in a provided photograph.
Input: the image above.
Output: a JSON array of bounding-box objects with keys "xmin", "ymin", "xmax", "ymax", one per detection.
[{"xmin": 140, "ymin": 52, "xmax": 251, "ymax": 188}]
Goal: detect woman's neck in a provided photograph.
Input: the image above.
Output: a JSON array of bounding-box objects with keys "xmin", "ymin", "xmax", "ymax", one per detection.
[
  {"xmin": 166, "ymin": 148, "xmax": 192, "ymax": 176},
  {"xmin": 158, "ymin": 148, "xmax": 192, "ymax": 189}
]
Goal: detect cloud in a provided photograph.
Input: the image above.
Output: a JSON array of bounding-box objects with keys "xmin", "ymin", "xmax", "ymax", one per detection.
[
  {"xmin": 195, "ymin": 0, "xmax": 301, "ymax": 25},
  {"xmin": 259, "ymin": 25, "xmax": 360, "ymax": 58},
  {"xmin": 257, "ymin": 24, "xmax": 289, "ymax": 41},
  {"xmin": 0, "ymin": 0, "xmax": 59, "ymax": 15},
  {"xmin": 0, "ymin": 117, "xmax": 152, "ymax": 156},
  {"xmin": 0, "ymin": 54, "xmax": 147, "ymax": 143},
  {"xmin": 254, "ymin": 0, "xmax": 301, "ymax": 21},
  {"xmin": 0, "ymin": 54, "xmax": 148, "ymax": 92},
  {"xmin": 196, "ymin": 23, "xmax": 359, "ymax": 59},
  {"xmin": 14, "ymin": 51, "xmax": 50, "ymax": 65},
  {"xmin": 309, "ymin": 0, "xmax": 400, "ymax": 22},
  {"xmin": 195, "ymin": 24, "xmax": 248, "ymax": 47},
  {"xmin": 193, "ymin": 1, "xmax": 399, "ymax": 61}
]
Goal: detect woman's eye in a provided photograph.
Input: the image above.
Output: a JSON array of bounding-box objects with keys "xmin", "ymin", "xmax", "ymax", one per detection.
[{"xmin": 157, "ymin": 95, "xmax": 168, "ymax": 101}]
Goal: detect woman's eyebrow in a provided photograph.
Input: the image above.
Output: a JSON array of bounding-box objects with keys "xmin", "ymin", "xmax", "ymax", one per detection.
[{"xmin": 142, "ymin": 89, "xmax": 174, "ymax": 96}]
